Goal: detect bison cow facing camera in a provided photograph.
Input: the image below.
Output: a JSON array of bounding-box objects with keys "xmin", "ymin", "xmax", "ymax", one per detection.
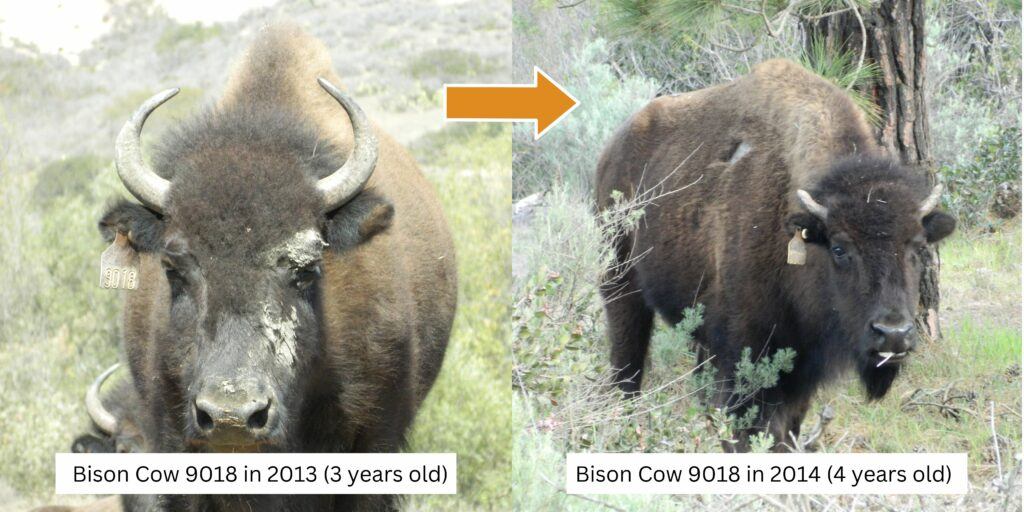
[
  {"xmin": 96, "ymin": 22, "xmax": 457, "ymax": 511},
  {"xmin": 595, "ymin": 59, "xmax": 955, "ymax": 452}
]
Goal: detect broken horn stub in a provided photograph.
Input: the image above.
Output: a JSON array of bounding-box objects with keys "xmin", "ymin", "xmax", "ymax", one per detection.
[
  {"xmin": 796, "ymin": 189, "xmax": 828, "ymax": 221},
  {"xmin": 918, "ymin": 184, "xmax": 943, "ymax": 217}
]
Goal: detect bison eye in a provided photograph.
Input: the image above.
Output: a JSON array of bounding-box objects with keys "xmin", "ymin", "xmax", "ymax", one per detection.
[
  {"xmin": 292, "ymin": 265, "xmax": 320, "ymax": 290},
  {"xmin": 830, "ymin": 244, "xmax": 849, "ymax": 264}
]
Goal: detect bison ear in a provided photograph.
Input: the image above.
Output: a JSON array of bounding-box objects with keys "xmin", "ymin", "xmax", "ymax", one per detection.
[
  {"xmin": 923, "ymin": 211, "xmax": 956, "ymax": 244},
  {"xmin": 784, "ymin": 213, "xmax": 826, "ymax": 245},
  {"xmin": 98, "ymin": 200, "xmax": 165, "ymax": 253},
  {"xmin": 323, "ymin": 191, "xmax": 395, "ymax": 251}
]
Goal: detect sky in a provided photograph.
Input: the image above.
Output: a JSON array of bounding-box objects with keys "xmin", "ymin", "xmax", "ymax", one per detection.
[{"xmin": 0, "ymin": 0, "xmax": 275, "ymax": 60}]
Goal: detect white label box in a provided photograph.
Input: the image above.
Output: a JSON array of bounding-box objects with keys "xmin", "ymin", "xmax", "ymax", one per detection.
[
  {"xmin": 56, "ymin": 453, "xmax": 456, "ymax": 495},
  {"xmin": 566, "ymin": 452, "xmax": 968, "ymax": 495}
]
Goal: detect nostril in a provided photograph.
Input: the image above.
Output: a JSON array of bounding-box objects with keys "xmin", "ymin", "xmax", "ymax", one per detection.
[
  {"xmin": 247, "ymin": 400, "xmax": 271, "ymax": 431},
  {"xmin": 872, "ymin": 322, "xmax": 913, "ymax": 338},
  {"xmin": 194, "ymin": 401, "xmax": 214, "ymax": 432}
]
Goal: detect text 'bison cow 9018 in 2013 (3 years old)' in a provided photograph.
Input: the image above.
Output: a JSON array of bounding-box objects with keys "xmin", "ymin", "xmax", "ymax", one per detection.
[
  {"xmin": 596, "ymin": 58, "xmax": 956, "ymax": 452},
  {"xmin": 71, "ymin": 22, "xmax": 457, "ymax": 512}
]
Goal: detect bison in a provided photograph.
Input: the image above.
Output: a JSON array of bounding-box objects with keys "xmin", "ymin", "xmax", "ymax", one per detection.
[
  {"xmin": 72, "ymin": 364, "xmax": 149, "ymax": 455},
  {"xmin": 97, "ymin": 23, "xmax": 456, "ymax": 510},
  {"xmin": 595, "ymin": 59, "xmax": 956, "ymax": 451}
]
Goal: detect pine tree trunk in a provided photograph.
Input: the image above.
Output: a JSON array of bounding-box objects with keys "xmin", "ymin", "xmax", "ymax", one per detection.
[{"xmin": 804, "ymin": 0, "xmax": 942, "ymax": 340}]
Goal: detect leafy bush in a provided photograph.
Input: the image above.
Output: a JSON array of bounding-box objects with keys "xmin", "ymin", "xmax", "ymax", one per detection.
[
  {"xmin": 0, "ymin": 157, "xmax": 124, "ymax": 497},
  {"xmin": 514, "ymin": 267, "xmax": 717, "ymax": 453},
  {"xmin": 32, "ymin": 154, "xmax": 107, "ymax": 207},
  {"xmin": 155, "ymin": 22, "xmax": 223, "ymax": 54},
  {"xmin": 926, "ymin": 6, "xmax": 1021, "ymax": 227},
  {"xmin": 513, "ymin": 39, "xmax": 657, "ymax": 198},
  {"xmin": 940, "ymin": 125, "xmax": 1021, "ymax": 226},
  {"xmin": 405, "ymin": 48, "xmax": 498, "ymax": 82}
]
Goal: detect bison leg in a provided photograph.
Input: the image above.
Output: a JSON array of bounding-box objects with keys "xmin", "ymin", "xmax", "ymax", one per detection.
[
  {"xmin": 766, "ymin": 394, "xmax": 813, "ymax": 452},
  {"xmin": 601, "ymin": 259, "xmax": 655, "ymax": 395}
]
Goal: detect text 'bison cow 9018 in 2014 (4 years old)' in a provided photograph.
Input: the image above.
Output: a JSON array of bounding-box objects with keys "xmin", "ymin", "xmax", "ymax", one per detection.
[{"xmin": 596, "ymin": 58, "xmax": 956, "ymax": 452}]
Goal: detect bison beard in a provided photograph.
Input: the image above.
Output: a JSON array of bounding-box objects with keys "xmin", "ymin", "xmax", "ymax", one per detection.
[
  {"xmin": 596, "ymin": 59, "xmax": 955, "ymax": 452},
  {"xmin": 92, "ymin": 23, "xmax": 457, "ymax": 511}
]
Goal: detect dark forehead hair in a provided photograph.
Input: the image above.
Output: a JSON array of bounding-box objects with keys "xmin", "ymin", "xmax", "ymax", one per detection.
[
  {"xmin": 812, "ymin": 156, "xmax": 930, "ymax": 241},
  {"xmin": 152, "ymin": 105, "xmax": 345, "ymax": 262}
]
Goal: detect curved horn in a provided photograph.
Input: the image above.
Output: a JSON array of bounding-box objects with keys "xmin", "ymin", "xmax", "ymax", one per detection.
[
  {"xmin": 85, "ymin": 363, "xmax": 120, "ymax": 435},
  {"xmin": 115, "ymin": 89, "xmax": 178, "ymax": 213},
  {"xmin": 797, "ymin": 189, "xmax": 828, "ymax": 221},
  {"xmin": 315, "ymin": 77, "xmax": 379, "ymax": 212},
  {"xmin": 918, "ymin": 184, "xmax": 943, "ymax": 217}
]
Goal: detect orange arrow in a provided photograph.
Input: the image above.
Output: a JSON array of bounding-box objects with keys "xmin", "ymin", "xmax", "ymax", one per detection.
[{"xmin": 444, "ymin": 67, "xmax": 578, "ymax": 139}]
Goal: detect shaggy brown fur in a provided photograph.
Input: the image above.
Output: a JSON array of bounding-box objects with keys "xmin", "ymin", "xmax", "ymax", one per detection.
[
  {"xmin": 97, "ymin": 23, "xmax": 456, "ymax": 511},
  {"xmin": 595, "ymin": 59, "xmax": 955, "ymax": 451}
]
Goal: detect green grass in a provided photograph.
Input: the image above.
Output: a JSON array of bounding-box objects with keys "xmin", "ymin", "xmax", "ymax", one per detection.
[
  {"xmin": 949, "ymin": 318, "xmax": 1021, "ymax": 365},
  {"xmin": 412, "ymin": 123, "xmax": 511, "ymax": 171},
  {"xmin": 408, "ymin": 124, "xmax": 512, "ymax": 510}
]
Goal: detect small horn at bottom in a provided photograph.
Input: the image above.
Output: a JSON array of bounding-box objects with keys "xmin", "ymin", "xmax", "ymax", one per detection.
[{"xmin": 85, "ymin": 363, "xmax": 121, "ymax": 435}]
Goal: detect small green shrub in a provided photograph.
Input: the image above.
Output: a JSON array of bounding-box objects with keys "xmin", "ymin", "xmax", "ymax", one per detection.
[
  {"xmin": 32, "ymin": 154, "xmax": 107, "ymax": 207},
  {"xmin": 405, "ymin": 48, "xmax": 497, "ymax": 81},
  {"xmin": 940, "ymin": 125, "xmax": 1021, "ymax": 227},
  {"xmin": 155, "ymin": 22, "xmax": 223, "ymax": 54},
  {"xmin": 513, "ymin": 39, "xmax": 657, "ymax": 198},
  {"xmin": 731, "ymin": 346, "xmax": 796, "ymax": 406},
  {"xmin": 411, "ymin": 123, "xmax": 509, "ymax": 170}
]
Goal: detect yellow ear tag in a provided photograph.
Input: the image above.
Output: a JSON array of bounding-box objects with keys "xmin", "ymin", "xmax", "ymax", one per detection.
[
  {"xmin": 100, "ymin": 232, "xmax": 140, "ymax": 290},
  {"xmin": 787, "ymin": 229, "xmax": 807, "ymax": 265}
]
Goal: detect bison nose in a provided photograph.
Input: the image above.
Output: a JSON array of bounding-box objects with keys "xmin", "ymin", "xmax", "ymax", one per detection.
[
  {"xmin": 193, "ymin": 383, "xmax": 277, "ymax": 443},
  {"xmin": 871, "ymin": 321, "xmax": 915, "ymax": 353}
]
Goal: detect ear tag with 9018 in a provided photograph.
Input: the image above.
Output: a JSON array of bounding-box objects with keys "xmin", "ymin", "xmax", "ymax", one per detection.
[
  {"xmin": 100, "ymin": 232, "xmax": 140, "ymax": 290},
  {"xmin": 787, "ymin": 229, "xmax": 807, "ymax": 266}
]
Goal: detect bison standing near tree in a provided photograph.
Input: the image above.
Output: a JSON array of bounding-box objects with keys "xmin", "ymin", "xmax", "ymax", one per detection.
[
  {"xmin": 596, "ymin": 59, "xmax": 956, "ymax": 451},
  {"xmin": 94, "ymin": 23, "xmax": 457, "ymax": 510}
]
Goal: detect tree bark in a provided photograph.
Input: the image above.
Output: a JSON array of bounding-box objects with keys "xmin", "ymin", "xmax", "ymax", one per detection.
[{"xmin": 804, "ymin": 0, "xmax": 942, "ymax": 340}]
